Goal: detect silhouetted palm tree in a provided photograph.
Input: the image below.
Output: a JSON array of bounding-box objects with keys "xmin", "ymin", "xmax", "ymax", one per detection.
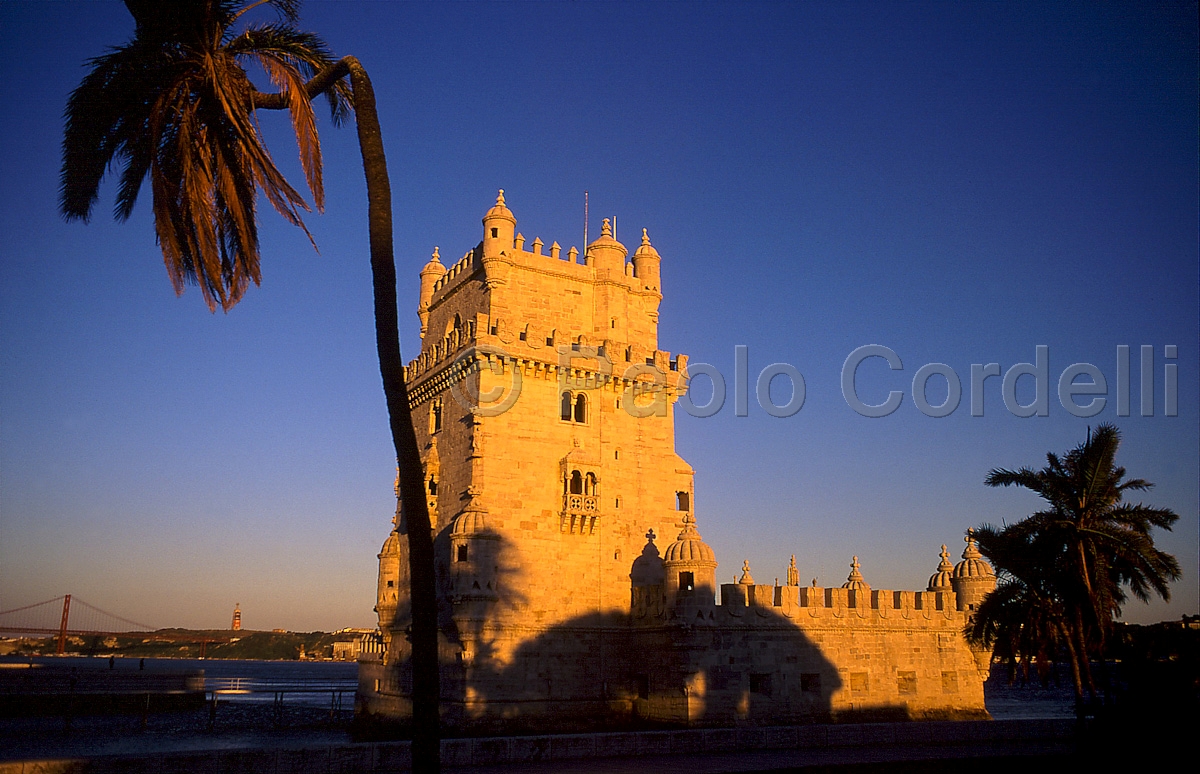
[
  {"xmin": 59, "ymin": 2, "xmax": 439, "ymax": 767},
  {"xmin": 976, "ymin": 424, "xmax": 1179, "ymax": 700}
]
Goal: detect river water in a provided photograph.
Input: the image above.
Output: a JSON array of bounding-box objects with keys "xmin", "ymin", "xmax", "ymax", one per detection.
[{"xmin": 0, "ymin": 656, "xmax": 1073, "ymax": 762}]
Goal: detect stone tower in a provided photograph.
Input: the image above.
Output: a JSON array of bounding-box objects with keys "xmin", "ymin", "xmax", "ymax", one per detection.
[{"xmin": 360, "ymin": 193, "xmax": 994, "ymax": 731}]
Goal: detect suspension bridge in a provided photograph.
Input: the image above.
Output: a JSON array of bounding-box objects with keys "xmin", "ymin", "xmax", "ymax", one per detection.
[{"xmin": 0, "ymin": 595, "xmax": 236, "ymax": 656}]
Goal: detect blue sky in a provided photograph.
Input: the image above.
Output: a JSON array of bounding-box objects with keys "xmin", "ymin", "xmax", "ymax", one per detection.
[{"xmin": 1, "ymin": 1, "xmax": 1195, "ymax": 631}]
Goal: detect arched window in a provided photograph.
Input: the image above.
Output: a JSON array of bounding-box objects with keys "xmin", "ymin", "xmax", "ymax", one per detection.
[
  {"xmin": 585, "ymin": 473, "xmax": 598, "ymax": 496},
  {"xmin": 431, "ymin": 401, "xmax": 442, "ymax": 433},
  {"xmin": 560, "ymin": 392, "xmax": 573, "ymax": 421},
  {"xmin": 676, "ymin": 491, "xmax": 690, "ymax": 511},
  {"xmin": 574, "ymin": 393, "xmax": 587, "ymax": 423},
  {"xmin": 428, "ymin": 477, "xmax": 438, "ymax": 496},
  {"xmin": 569, "ymin": 470, "xmax": 583, "ymax": 495}
]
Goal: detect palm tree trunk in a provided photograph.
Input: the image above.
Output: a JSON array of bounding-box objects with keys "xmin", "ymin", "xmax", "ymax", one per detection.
[
  {"xmin": 1059, "ymin": 621, "xmax": 1084, "ymax": 701},
  {"xmin": 256, "ymin": 58, "xmax": 440, "ymax": 771}
]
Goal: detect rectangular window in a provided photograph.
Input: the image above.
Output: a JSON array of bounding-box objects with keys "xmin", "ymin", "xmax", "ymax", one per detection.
[
  {"xmin": 679, "ymin": 571, "xmax": 695, "ymax": 591},
  {"xmin": 636, "ymin": 674, "xmax": 649, "ymax": 700},
  {"xmin": 749, "ymin": 673, "xmax": 773, "ymax": 697},
  {"xmin": 801, "ymin": 673, "xmax": 821, "ymax": 694},
  {"xmin": 386, "ymin": 580, "xmax": 394, "ymax": 588},
  {"xmin": 850, "ymin": 672, "xmax": 869, "ymax": 694},
  {"xmin": 897, "ymin": 671, "xmax": 917, "ymax": 695},
  {"xmin": 456, "ymin": 545, "xmax": 469, "ymax": 563}
]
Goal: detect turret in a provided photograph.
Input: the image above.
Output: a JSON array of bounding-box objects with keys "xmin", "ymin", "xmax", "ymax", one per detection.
[
  {"xmin": 448, "ymin": 505, "xmax": 499, "ymax": 602},
  {"xmin": 376, "ymin": 529, "xmax": 401, "ymax": 632},
  {"xmin": 951, "ymin": 529, "xmax": 996, "ymax": 611},
  {"xmin": 927, "ymin": 544, "xmax": 954, "ymax": 592},
  {"xmin": 417, "ymin": 247, "xmax": 446, "ymax": 338},
  {"xmin": 482, "ymin": 189, "xmax": 516, "ymax": 259},
  {"xmin": 585, "ymin": 218, "xmax": 628, "ymax": 274},
  {"xmin": 631, "ymin": 228, "xmax": 662, "ymax": 296},
  {"xmin": 662, "ymin": 513, "xmax": 718, "ymax": 605}
]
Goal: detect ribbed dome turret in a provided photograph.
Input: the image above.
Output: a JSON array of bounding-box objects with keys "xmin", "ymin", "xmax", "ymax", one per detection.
[
  {"xmin": 585, "ymin": 218, "xmax": 628, "ymax": 273},
  {"xmin": 927, "ymin": 544, "xmax": 955, "ymax": 591},
  {"xmin": 953, "ymin": 529, "xmax": 994, "ymax": 578},
  {"xmin": 951, "ymin": 529, "xmax": 996, "ymax": 612},
  {"xmin": 841, "ymin": 556, "xmax": 870, "ymax": 592},
  {"xmin": 482, "ymin": 189, "xmax": 516, "ymax": 258},
  {"xmin": 417, "ymin": 247, "xmax": 447, "ymax": 338},
  {"xmin": 483, "ymin": 189, "xmax": 515, "ymax": 225},
  {"xmin": 663, "ymin": 513, "xmax": 717, "ymax": 566},
  {"xmin": 450, "ymin": 508, "xmax": 490, "ymax": 537},
  {"xmin": 631, "ymin": 228, "xmax": 662, "ymax": 294}
]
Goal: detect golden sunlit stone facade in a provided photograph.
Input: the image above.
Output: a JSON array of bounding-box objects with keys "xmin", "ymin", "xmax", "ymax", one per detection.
[{"xmin": 357, "ymin": 193, "xmax": 995, "ymax": 731}]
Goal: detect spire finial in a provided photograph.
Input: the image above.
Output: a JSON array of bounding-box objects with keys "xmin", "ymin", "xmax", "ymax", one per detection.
[
  {"xmin": 601, "ymin": 218, "xmax": 612, "ymax": 238},
  {"xmin": 641, "ymin": 227, "xmax": 650, "ymax": 246},
  {"xmin": 645, "ymin": 528, "xmax": 656, "ymax": 543},
  {"xmin": 739, "ymin": 560, "xmax": 755, "ymax": 585},
  {"xmin": 431, "ymin": 246, "xmax": 441, "ymax": 262},
  {"xmin": 937, "ymin": 544, "xmax": 952, "ymax": 571},
  {"xmin": 496, "ymin": 189, "xmax": 505, "ymax": 205},
  {"xmin": 962, "ymin": 528, "xmax": 982, "ymax": 560}
]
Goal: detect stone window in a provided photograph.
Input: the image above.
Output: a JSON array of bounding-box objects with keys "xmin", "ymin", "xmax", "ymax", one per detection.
[
  {"xmin": 427, "ymin": 477, "xmax": 437, "ymax": 496},
  {"xmin": 569, "ymin": 470, "xmax": 583, "ymax": 495},
  {"xmin": 676, "ymin": 491, "xmax": 690, "ymax": 511},
  {"xmin": 431, "ymin": 400, "xmax": 442, "ymax": 433},
  {"xmin": 560, "ymin": 392, "xmax": 572, "ymax": 421},
  {"xmin": 585, "ymin": 472, "xmax": 598, "ymax": 495},
  {"xmin": 679, "ymin": 571, "xmax": 695, "ymax": 591},
  {"xmin": 386, "ymin": 580, "xmax": 394, "ymax": 588},
  {"xmin": 456, "ymin": 544, "xmax": 469, "ymax": 563},
  {"xmin": 490, "ymin": 227, "xmax": 498, "ymax": 238},
  {"xmin": 749, "ymin": 673, "xmax": 773, "ymax": 697},
  {"xmin": 801, "ymin": 673, "xmax": 821, "ymax": 694},
  {"xmin": 636, "ymin": 674, "xmax": 650, "ymax": 700},
  {"xmin": 941, "ymin": 671, "xmax": 959, "ymax": 694},
  {"xmin": 614, "ymin": 497, "xmax": 620, "ymax": 509},
  {"xmin": 897, "ymin": 671, "xmax": 917, "ymax": 695},
  {"xmin": 574, "ymin": 393, "xmax": 588, "ymax": 423},
  {"xmin": 614, "ymin": 449, "xmax": 620, "ymax": 459},
  {"xmin": 850, "ymin": 672, "xmax": 869, "ymax": 694}
]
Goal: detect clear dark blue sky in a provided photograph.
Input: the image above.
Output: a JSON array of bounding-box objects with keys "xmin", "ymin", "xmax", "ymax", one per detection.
[{"xmin": 1, "ymin": 1, "xmax": 1195, "ymax": 630}]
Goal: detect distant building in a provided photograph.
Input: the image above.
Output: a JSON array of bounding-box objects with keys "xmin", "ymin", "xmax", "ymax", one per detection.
[
  {"xmin": 358, "ymin": 193, "xmax": 996, "ymax": 731},
  {"xmin": 333, "ymin": 630, "xmax": 385, "ymax": 662},
  {"xmin": 230, "ymin": 603, "xmax": 241, "ymax": 631}
]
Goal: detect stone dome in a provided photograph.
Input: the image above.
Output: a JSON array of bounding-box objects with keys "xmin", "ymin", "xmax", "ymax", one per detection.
[
  {"xmin": 585, "ymin": 218, "xmax": 628, "ymax": 267},
  {"xmin": 483, "ymin": 189, "xmax": 515, "ymax": 224},
  {"xmin": 632, "ymin": 228, "xmax": 660, "ymax": 260},
  {"xmin": 450, "ymin": 508, "xmax": 490, "ymax": 537},
  {"xmin": 421, "ymin": 246, "xmax": 446, "ymax": 278},
  {"xmin": 663, "ymin": 513, "xmax": 717, "ymax": 565},
  {"xmin": 953, "ymin": 530, "xmax": 994, "ymax": 578},
  {"xmin": 927, "ymin": 544, "xmax": 954, "ymax": 591},
  {"xmin": 380, "ymin": 530, "xmax": 400, "ymax": 556},
  {"xmin": 841, "ymin": 556, "xmax": 870, "ymax": 592}
]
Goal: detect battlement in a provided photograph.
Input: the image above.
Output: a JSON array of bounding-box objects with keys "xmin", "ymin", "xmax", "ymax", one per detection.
[
  {"xmin": 632, "ymin": 581, "xmax": 963, "ymax": 627},
  {"xmin": 404, "ymin": 310, "xmax": 688, "ymax": 408}
]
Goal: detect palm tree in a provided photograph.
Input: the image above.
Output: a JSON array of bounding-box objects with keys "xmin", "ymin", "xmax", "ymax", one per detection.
[
  {"xmin": 977, "ymin": 424, "xmax": 1180, "ymax": 700},
  {"xmin": 59, "ymin": 1, "xmax": 440, "ymax": 767},
  {"xmin": 968, "ymin": 523, "xmax": 1079, "ymax": 693}
]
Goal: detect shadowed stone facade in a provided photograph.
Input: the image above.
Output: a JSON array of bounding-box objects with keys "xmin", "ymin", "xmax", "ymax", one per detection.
[{"xmin": 357, "ymin": 193, "xmax": 995, "ymax": 731}]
